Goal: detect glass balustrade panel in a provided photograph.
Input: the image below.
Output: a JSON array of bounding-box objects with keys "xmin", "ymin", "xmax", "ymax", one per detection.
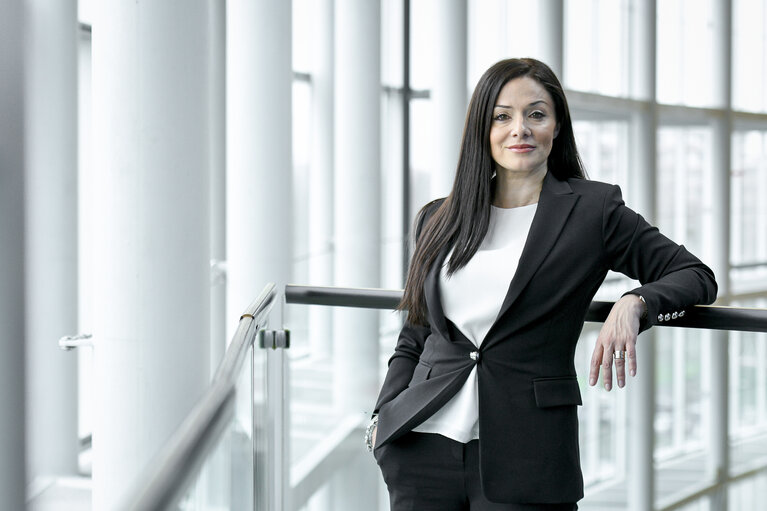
[{"xmin": 174, "ymin": 342, "xmax": 265, "ymax": 510}]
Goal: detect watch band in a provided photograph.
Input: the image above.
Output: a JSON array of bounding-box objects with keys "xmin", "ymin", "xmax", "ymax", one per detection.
[
  {"xmin": 364, "ymin": 415, "xmax": 378, "ymax": 452},
  {"xmin": 638, "ymin": 295, "xmax": 648, "ymax": 319}
]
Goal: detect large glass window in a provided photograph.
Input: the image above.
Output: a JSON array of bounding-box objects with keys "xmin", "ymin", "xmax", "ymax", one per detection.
[
  {"xmin": 733, "ymin": 0, "xmax": 767, "ymax": 113},
  {"xmin": 654, "ymin": 126, "xmax": 714, "ymax": 458},
  {"xmin": 730, "ymin": 298, "xmax": 767, "ymax": 438},
  {"xmin": 381, "ymin": 0, "xmax": 407, "ymax": 290},
  {"xmin": 409, "ymin": 0, "xmax": 435, "ymax": 91},
  {"xmin": 575, "ymin": 326, "xmax": 628, "ymax": 485},
  {"xmin": 731, "ymin": 130, "xmax": 767, "ymax": 266},
  {"xmin": 290, "ymin": 1, "xmax": 319, "ymax": 350},
  {"xmin": 571, "ymin": 118, "xmax": 632, "ymax": 486},
  {"xmin": 467, "ymin": 0, "xmax": 546, "ymax": 86},
  {"xmin": 79, "ymin": 0, "xmax": 93, "ymax": 25},
  {"xmin": 382, "ymin": 0, "xmax": 404, "ymax": 88},
  {"xmin": 657, "ymin": 0, "xmax": 716, "ymax": 107},
  {"xmin": 71, "ymin": 0, "xmax": 767, "ymax": 508},
  {"xmin": 292, "ymin": 0, "xmax": 313, "ymax": 74},
  {"xmin": 291, "ymin": 79, "xmax": 313, "ymax": 286},
  {"xmin": 655, "ymin": 328, "xmax": 708, "ymax": 456},
  {"xmin": 731, "ymin": 130, "xmax": 767, "ymax": 294},
  {"xmin": 381, "ymin": 88, "xmax": 406, "ymax": 288},
  {"xmin": 572, "ymin": 119, "xmax": 630, "ymax": 190},
  {"xmin": 656, "ymin": 126, "xmax": 713, "ymax": 258},
  {"xmin": 564, "ymin": 0, "xmax": 631, "ymax": 97}
]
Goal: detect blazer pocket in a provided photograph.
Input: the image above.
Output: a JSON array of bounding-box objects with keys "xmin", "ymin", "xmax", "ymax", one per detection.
[
  {"xmin": 533, "ymin": 376, "xmax": 583, "ymax": 408},
  {"xmin": 408, "ymin": 361, "xmax": 432, "ymax": 387}
]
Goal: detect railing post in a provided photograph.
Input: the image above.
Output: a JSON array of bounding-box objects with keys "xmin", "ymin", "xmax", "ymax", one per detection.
[
  {"xmin": 628, "ymin": 332, "xmax": 656, "ymax": 511},
  {"xmin": 261, "ymin": 330, "xmax": 291, "ymax": 511},
  {"xmin": 709, "ymin": 330, "xmax": 730, "ymax": 510}
]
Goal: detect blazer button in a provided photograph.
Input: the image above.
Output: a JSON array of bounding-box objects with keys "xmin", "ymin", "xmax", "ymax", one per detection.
[
  {"xmin": 672, "ymin": 312, "xmax": 678, "ymax": 319},
  {"xmin": 470, "ymin": 351, "xmax": 480, "ymax": 361},
  {"xmin": 658, "ymin": 314, "xmax": 664, "ymax": 322},
  {"xmin": 664, "ymin": 313, "xmax": 671, "ymax": 321}
]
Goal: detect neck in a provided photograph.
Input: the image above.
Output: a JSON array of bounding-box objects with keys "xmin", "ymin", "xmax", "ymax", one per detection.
[{"xmin": 493, "ymin": 167, "xmax": 546, "ymax": 208}]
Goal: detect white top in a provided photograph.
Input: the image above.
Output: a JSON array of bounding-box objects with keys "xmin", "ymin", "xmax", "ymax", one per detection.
[{"xmin": 412, "ymin": 203, "xmax": 537, "ymax": 442}]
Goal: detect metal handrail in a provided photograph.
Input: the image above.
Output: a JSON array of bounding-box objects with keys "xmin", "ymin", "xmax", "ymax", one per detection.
[
  {"xmin": 119, "ymin": 283, "xmax": 277, "ymax": 511},
  {"xmin": 284, "ymin": 284, "xmax": 767, "ymax": 333}
]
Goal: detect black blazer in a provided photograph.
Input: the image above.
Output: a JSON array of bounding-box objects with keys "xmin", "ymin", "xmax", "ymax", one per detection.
[{"xmin": 373, "ymin": 173, "xmax": 717, "ymax": 504}]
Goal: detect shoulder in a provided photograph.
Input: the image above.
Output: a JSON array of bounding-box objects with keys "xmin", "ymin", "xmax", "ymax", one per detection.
[
  {"xmin": 560, "ymin": 177, "xmax": 625, "ymax": 209},
  {"xmin": 565, "ymin": 177, "xmax": 619, "ymax": 196}
]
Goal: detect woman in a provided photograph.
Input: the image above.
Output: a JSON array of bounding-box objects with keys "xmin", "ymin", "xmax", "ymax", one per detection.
[{"xmin": 366, "ymin": 58, "xmax": 717, "ymax": 510}]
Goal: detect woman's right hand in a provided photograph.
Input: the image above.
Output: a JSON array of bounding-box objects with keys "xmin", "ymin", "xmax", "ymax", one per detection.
[{"xmin": 588, "ymin": 294, "xmax": 643, "ymax": 390}]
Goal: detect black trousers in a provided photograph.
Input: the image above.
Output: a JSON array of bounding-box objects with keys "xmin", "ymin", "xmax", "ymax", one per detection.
[{"xmin": 375, "ymin": 432, "xmax": 578, "ymax": 511}]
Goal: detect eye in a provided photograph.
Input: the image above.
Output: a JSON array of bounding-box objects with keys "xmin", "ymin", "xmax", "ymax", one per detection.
[
  {"xmin": 529, "ymin": 111, "xmax": 546, "ymax": 119},
  {"xmin": 493, "ymin": 112, "xmax": 510, "ymax": 122}
]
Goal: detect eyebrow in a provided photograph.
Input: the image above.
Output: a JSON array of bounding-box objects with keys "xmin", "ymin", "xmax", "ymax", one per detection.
[{"xmin": 494, "ymin": 100, "xmax": 549, "ymax": 109}]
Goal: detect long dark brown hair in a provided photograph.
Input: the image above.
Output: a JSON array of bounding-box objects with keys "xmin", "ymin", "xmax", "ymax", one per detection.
[{"xmin": 399, "ymin": 58, "xmax": 586, "ymax": 325}]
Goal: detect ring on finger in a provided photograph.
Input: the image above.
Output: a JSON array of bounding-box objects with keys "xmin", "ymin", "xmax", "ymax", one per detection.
[{"xmin": 613, "ymin": 350, "xmax": 626, "ymax": 360}]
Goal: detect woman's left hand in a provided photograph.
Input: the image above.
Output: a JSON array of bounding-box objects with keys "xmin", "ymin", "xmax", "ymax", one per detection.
[{"xmin": 588, "ymin": 294, "xmax": 645, "ymax": 391}]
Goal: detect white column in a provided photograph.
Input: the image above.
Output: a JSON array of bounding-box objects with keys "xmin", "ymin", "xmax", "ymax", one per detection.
[
  {"xmin": 24, "ymin": 0, "xmax": 79, "ymax": 480},
  {"xmin": 0, "ymin": 0, "xmax": 27, "ymax": 505},
  {"xmin": 709, "ymin": 1, "xmax": 732, "ymax": 508},
  {"xmin": 227, "ymin": 4, "xmax": 292, "ymax": 508},
  {"xmin": 309, "ymin": 0, "xmax": 335, "ymax": 359},
  {"xmin": 627, "ymin": 2, "xmax": 656, "ymax": 510},
  {"xmin": 91, "ymin": 2, "xmax": 210, "ymax": 508},
  {"xmin": 226, "ymin": 0, "xmax": 292, "ymax": 333},
  {"xmin": 334, "ymin": 0, "xmax": 381, "ymax": 414},
  {"xmin": 538, "ymin": 0, "xmax": 564, "ymax": 78},
  {"xmin": 77, "ymin": 20, "xmax": 95, "ymax": 463},
  {"xmin": 206, "ymin": 6, "xmax": 228, "ymax": 508},
  {"xmin": 333, "ymin": 1, "xmax": 381, "ymax": 509},
  {"xmin": 209, "ymin": 0, "xmax": 226, "ymax": 375},
  {"xmin": 431, "ymin": 0, "xmax": 467, "ymax": 198}
]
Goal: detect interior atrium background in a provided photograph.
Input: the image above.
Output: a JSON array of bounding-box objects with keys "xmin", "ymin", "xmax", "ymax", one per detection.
[{"xmin": 8, "ymin": 0, "xmax": 767, "ymax": 509}]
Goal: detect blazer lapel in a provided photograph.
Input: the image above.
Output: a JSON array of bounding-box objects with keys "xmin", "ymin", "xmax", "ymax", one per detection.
[{"xmin": 489, "ymin": 173, "xmax": 578, "ymax": 333}]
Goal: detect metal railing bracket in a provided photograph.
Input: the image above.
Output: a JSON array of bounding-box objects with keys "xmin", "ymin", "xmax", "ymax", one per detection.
[{"xmin": 259, "ymin": 329, "xmax": 291, "ymax": 349}]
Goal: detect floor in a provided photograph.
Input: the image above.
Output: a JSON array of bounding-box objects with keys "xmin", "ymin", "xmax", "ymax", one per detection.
[{"xmin": 27, "ymin": 477, "xmax": 92, "ymax": 511}]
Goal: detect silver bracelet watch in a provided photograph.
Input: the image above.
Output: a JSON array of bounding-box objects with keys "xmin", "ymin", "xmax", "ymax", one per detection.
[
  {"xmin": 638, "ymin": 295, "xmax": 648, "ymax": 319},
  {"xmin": 364, "ymin": 415, "xmax": 378, "ymax": 452}
]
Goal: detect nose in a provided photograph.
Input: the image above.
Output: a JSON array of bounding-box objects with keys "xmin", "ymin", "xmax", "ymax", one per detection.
[{"xmin": 511, "ymin": 117, "xmax": 530, "ymax": 137}]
